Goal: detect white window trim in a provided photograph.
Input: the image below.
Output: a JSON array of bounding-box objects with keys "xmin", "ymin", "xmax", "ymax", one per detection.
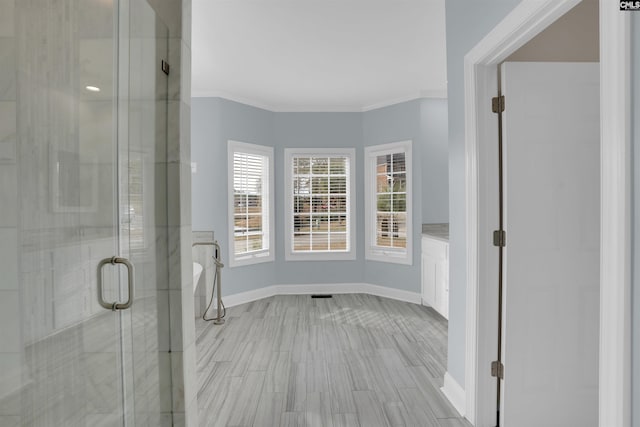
[
  {"xmin": 364, "ymin": 140, "xmax": 413, "ymax": 265},
  {"xmin": 227, "ymin": 140, "xmax": 274, "ymax": 267},
  {"xmin": 284, "ymin": 147, "xmax": 356, "ymax": 261}
]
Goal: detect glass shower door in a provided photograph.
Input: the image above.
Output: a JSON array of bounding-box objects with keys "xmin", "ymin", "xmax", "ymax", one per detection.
[
  {"xmin": 0, "ymin": 0, "xmax": 172, "ymax": 425},
  {"xmin": 118, "ymin": 0, "xmax": 171, "ymax": 424}
]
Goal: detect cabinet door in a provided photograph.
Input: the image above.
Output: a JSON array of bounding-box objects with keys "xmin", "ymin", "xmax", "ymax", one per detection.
[
  {"xmin": 421, "ymin": 253, "xmax": 437, "ymax": 307},
  {"xmin": 422, "ymin": 237, "xmax": 449, "ymax": 318},
  {"xmin": 442, "ymin": 254, "xmax": 449, "ymax": 319},
  {"xmin": 434, "ymin": 259, "xmax": 448, "ymax": 319}
]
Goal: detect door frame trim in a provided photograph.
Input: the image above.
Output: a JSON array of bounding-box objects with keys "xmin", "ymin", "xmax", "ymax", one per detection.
[
  {"xmin": 462, "ymin": 1, "xmax": 631, "ymax": 426},
  {"xmin": 597, "ymin": 3, "xmax": 631, "ymax": 426}
]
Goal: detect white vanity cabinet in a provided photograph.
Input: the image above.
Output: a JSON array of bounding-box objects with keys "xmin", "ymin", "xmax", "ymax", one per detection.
[{"xmin": 421, "ymin": 236, "xmax": 449, "ymax": 319}]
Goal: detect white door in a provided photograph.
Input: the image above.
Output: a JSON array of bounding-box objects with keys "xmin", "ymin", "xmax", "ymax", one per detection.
[{"xmin": 501, "ymin": 62, "xmax": 599, "ymax": 427}]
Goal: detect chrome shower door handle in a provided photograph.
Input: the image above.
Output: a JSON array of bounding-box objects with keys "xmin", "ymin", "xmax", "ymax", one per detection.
[{"xmin": 97, "ymin": 256, "xmax": 135, "ymax": 311}]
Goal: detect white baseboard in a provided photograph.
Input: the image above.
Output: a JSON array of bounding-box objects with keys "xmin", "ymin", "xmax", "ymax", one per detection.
[
  {"xmin": 222, "ymin": 286, "xmax": 276, "ymax": 308},
  {"xmin": 222, "ymin": 283, "xmax": 421, "ymax": 308},
  {"xmin": 441, "ymin": 372, "xmax": 466, "ymax": 417}
]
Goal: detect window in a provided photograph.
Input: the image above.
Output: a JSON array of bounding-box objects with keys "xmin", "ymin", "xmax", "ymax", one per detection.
[
  {"xmin": 365, "ymin": 141, "xmax": 412, "ymax": 265},
  {"xmin": 228, "ymin": 141, "xmax": 274, "ymax": 267},
  {"xmin": 284, "ymin": 148, "xmax": 356, "ymax": 261}
]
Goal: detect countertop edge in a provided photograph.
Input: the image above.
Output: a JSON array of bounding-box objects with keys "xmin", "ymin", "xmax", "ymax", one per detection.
[{"xmin": 421, "ymin": 234, "xmax": 449, "ymax": 243}]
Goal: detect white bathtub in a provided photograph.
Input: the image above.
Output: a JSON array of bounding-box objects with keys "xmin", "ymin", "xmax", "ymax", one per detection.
[{"xmin": 193, "ymin": 262, "xmax": 203, "ymax": 295}]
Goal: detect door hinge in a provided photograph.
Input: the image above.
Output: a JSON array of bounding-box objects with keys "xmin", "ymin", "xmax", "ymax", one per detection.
[
  {"xmin": 492, "ymin": 95, "xmax": 505, "ymax": 113},
  {"xmin": 493, "ymin": 230, "xmax": 506, "ymax": 247},
  {"xmin": 161, "ymin": 60, "xmax": 170, "ymax": 75},
  {"xmin": 491, "ymin": 360, "xmax": 504, "ymax": 379}
]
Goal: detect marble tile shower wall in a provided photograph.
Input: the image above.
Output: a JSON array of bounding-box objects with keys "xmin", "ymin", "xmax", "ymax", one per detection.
[
  {"xmin": 146, "ymin": 0, "xmax": 197, "ymax": 424},
  {"xmin": 0, "ymin": 0, "xmax": 195, "ymax": 426},
  {"xmin": 0, "ymin": 1, "xmax": 19, "ymax": 426}
]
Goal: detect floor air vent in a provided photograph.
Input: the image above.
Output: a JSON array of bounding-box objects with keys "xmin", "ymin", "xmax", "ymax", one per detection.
[{"xmin": 311, "ymin": 294, "xmax": 333, "ymax": 298}]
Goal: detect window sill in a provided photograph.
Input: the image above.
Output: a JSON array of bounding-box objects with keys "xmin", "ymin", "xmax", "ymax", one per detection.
[
  {"xmin": 228, "ymin": 252, "xmax": 274, "ymax": 268},
  {"xmin": 366, "ymin": 249, "xmax": 412, "ymax": 266},
  {"xmin": 285, "ymin": 251, "xmax": 356, "ymax": 262}
]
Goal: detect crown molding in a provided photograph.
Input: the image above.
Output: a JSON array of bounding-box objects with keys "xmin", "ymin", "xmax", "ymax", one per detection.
[{"xmin": 191, "ymin": 90, "xmax": 447, "ymax": 113}]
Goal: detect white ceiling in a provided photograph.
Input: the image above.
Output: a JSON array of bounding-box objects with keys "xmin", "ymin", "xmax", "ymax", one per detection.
[{"xmin": 191, "ymin": 0, "xmax": 448, "ymax": 112}]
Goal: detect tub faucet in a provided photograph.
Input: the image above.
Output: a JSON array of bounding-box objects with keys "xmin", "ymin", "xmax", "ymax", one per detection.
[{"xmin": 192, "ymin": 240, "xmax": 225, "ymax": 324}]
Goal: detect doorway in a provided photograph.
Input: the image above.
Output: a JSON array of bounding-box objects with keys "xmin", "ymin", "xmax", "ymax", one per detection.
[{"xmin": 462, "ymin": 1, "xmax": 631, "ymax": 426}]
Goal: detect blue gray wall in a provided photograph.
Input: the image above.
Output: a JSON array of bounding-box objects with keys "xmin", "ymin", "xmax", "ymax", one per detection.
[
  {"xmin": 421, "ymin": 99, "xmax": 450, "ymax": 224},
  {"xmin": 192, "ymin": 97, "xmax": 449, "ymax": 295},
  {"xmin": 362, "ymin": 100, "xmax": 423, "ymax": 291},
  {"xmin": 444, "ymin": 0, "xmax": 523, "ymax": 386},
  {"xmin": 191, "ymin": 98, "xmax": 277, "ymax": 295},
  {"xmin": 273, "ymin": 112, "xmax": 365, "ymax": 286},
  {"xmin": 632, "ymin": 13, "xmax": 639, "ymax": 427}
]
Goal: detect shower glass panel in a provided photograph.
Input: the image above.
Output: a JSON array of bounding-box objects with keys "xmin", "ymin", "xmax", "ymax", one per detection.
[
  {"xmin": 0, "ymin": 0, "xmax": 171, "ymax": 425},
  {"xmin": 120, "ymin": 0, "xmax": 171, "ymax": 424}
]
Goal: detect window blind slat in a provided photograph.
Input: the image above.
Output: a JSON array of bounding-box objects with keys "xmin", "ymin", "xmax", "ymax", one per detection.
[{"xmin": 232, "ymin": 151, "xmax": 268, "ymax": 255}]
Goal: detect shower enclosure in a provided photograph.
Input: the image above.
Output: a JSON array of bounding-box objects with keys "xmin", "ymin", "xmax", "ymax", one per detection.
[{"xmin": 0, "ymin": 0, "xmax": 175, "ymax": 424}]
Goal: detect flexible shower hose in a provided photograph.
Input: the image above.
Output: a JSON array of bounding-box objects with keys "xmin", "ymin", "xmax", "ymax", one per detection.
[{"xmin": 203, "ymin": 259, "xmax": 226, "ymax": 322}]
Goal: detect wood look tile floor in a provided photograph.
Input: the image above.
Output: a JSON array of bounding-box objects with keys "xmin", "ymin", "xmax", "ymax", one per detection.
[{"xmin": 196, "ymin": 294, "xmax": 471, "ymax": 427}]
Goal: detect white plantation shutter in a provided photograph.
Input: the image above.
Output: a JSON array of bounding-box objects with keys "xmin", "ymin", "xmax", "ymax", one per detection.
[
  {"xmin": 374, "ymin": 152, "xmax": 407, "ymax": 249},
  {"xmin": 365, "ymin": 141, "xmax": 412, "ymax": 265},
  {"xmin": 291, "ymin": 155, "xmax": 350, "ymax": 253},
  {"xmin": 228, "ymin": 141, "xmax": 274, "ymax": 266},
  {"xmin": 284, "ymin": 148, "xmax": 356, "ymax": 261},
  {"xmin": 233, "ymin": 152, "xmax": 268, "ymax": 255}
]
